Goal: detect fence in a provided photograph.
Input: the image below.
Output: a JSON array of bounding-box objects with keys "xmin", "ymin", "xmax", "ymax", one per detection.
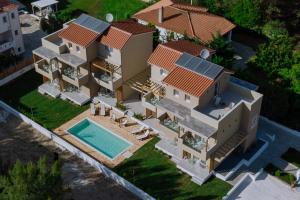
[
  {"xmin": 0, "ymin": 100, "xmax": 155, "ymax": 200},
  {"xmin": 0, "ymin": 58, "xmax": 33, "ymax": 80}
]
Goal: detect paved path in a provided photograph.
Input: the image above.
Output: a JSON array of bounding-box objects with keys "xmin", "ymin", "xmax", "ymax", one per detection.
[
  {"xmin": 228, "ymin": 118, "xmax": 300, "ymax": 184},
  {"xmin": 232, "ymin": 41, "xmax": 255, "ymax": 70}
]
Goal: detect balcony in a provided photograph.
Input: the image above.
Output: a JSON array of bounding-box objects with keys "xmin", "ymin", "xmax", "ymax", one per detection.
[
  {"xmin": 42, "ymin": 31, "xmax": 67, "ymax": 54},
  {"xmin": 62, "ymin": 67, "xmax": 89, "ymax": 87},
  {"xmin": 160, "ymin": 118, "xmax": 180, "ymax": 134},
  {"xmin": 93, "ymin": 71, "xmax": 122, "ymax": 91},
  {"xmin": 142, "ymin": 92, "xmax": 159, "ymax": 112},
  {"xmin": 0, "ymin": 41, "xmax": 14, "ymax": 53},
  {"xmin": 182, "ymin": 134, "xmax": 205, "ymax": 153},
  {"xmin": 35, "ymin": 59, "xmax": 59, "ymax": 80}
]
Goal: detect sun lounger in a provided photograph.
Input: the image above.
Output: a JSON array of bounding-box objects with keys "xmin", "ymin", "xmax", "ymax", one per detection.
[
  {"xmin": 137, "ymin": 130, "xmax": 150, "ymax": 140},
  {"xmin": 111, "ymin": 113, "xmax": 116, "ymax": 122},
  {"xmin": 120, "ymin": 119, "xmax": 128, "ymax": 127},
  {"xmin": 131, "ymin": 126, "xmax": 146, "ymax": 134},
  {"xmin": 90, "ymin": 103, "xmax": 96, "ymax": 115}
]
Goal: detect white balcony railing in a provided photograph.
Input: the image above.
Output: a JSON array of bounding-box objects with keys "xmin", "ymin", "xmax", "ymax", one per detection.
[{"xmin": 0, "ymin": 41, "xmax": 13, "ymax": 52}]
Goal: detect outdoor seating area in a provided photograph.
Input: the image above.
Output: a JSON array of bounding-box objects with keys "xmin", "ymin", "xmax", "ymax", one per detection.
[
  {"xmin": 38, "ymin": 81, "xmax": 61, "ymax": 98},
  {"xmin": 31, "ymin": 0, "xmax": 59, "ymax": 19}
]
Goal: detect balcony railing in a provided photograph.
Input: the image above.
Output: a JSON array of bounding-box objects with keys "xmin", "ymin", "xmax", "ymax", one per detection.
[
  {"xmin": 0, "ymin": 41, "xmax": 13, "ymax": 52},
  {"xmin": 35, "ymin": 59, "xmax": 59, "ymax": 80},
  {"xmin": 92, "ymin": 71, "xmax": 122, "ymax": 90},
  {"xmin": 182, "ymin": 136, "xmax": 205, "ymax": 153},
  {"xmin": 62, "ymin": 67, "xmax": 89, "ymax": 87},
  {"xmin": 160, "ymin": 119, "xmax": 180, "ymax": 133}
]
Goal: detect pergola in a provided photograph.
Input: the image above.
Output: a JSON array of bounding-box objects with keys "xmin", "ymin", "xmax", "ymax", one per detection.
[{"xmin": 31, "ymin": 0, "xmax": 58, "ymax": 19}]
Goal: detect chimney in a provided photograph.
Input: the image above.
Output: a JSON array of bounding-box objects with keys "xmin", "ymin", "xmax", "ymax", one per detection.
[{"xmin": 158, "ymin": 7, "xmax": 164, "ymax": 23}]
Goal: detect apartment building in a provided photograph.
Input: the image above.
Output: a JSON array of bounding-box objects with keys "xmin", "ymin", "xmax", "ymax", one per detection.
[
  {"xmin": 33, "ymin": 14, "xmax": 154, "ymax": 105},
  {"xmin": 0, "ymin": 0, "xmax": 25, "ymax": 55},
  {"xmin": 141, "ymin": 41, "xmax": 263, "ymax": 184},
  {"xmin": 134, "ymin": 0, "xmax": 235, "ymax": 43}
]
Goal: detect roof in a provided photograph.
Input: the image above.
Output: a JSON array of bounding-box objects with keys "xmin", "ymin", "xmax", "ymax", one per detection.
[
  {"xmin": 163, "ymin": 67, "xmax": 214, "ymax": 97},
  {"xmin": 164, "ymin": 40, "xmax": 215, "ymax": 56},
  {"xmin": 148, "ymin": 44, "xmax": 182, "ymax": 71},
  {"xmin": 134, "ymin": 0, "xmax": 235, "ymax": 43},
  {"xmin": 58, "ymin": 23, "xmax": 99, "ymax": 47},
  {"xmin": 31, "ymin": 0, "xmax": 58, "ymax": 8},
  {"xmin": 172, "ymin": 3, "xmax": 208, "ymax": 12},
  {"xmin": 74, "ymin": 14, "xmax": 110, "ymax": 34},
  {"xmin": 148, "ymin": 40, "xmax": 214, "ymax": 71},
  {"xmin": 175, "ymin": 52, "xmax": 223, "ymax": 80},
  {"xmin": 99, "ymin": 26, "xmax": 131, "ymax": 49},
  {"xmin": 0, "ymin": 0, "xmax": 18, "ymax": 11},
  {"xmin": 112, "ymin": 20, "xmax": 155, "ymax": 35}
]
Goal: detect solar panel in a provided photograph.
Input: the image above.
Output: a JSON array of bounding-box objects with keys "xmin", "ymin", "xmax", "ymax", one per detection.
[
  {"xmin": 175, "ymin": 52, "xmax": 224, "ymax": 80},
  {"xmin": 74, "ymin": 14, "xmax": 110, "ymax": 34}
]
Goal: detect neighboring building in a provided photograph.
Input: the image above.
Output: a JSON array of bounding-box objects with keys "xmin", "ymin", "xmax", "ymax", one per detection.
[
  {"xmin": 140, "ymin": 41, "xmax": 263, "ymax": 184},
  {"xmin": 133, "ymin": 0, "xmax": 235, "ymax": 43},
  {"xmin": 32, "ymin": 14, "xmax": 154, "ymax": 105},
  {"xmin": 0, "ymin": 0, "xmax": 25, "ymax": 55}
]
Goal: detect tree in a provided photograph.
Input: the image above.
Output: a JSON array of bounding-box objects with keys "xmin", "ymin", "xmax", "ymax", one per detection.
[
  {"xmin": 209, "ymin": 35, "xmax": 234, "ymax": 68},
  {"xmin": 147, "ymin": 23, "xmax": 160, "ymax": 49},
  {"xmin": 0, "ymin": 157, "xmax": 63, "ymax": 200},
  {"xmin": 251, "ymin": 35, "xmax": 294, "ymax": 77},
  {"xmin": 262, "ymin": 20, "xmax": 288, "ymax": 39},
  {"xmin": 225, "ymin": 0, "xmax": 261, "ymax": 29}
]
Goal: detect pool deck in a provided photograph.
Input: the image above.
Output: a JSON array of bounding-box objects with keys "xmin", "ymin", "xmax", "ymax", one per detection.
[{"xmin": 54, "ymin": 109, "xmax": 153, "ymax": 168}]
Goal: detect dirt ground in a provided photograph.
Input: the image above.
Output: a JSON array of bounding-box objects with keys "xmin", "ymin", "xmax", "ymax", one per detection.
[{"xmin": 0, "ymin": 108, "xmax": 138, "ymax": 200}]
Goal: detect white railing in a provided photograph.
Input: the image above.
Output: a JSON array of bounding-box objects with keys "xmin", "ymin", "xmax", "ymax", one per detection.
[
  {"xmin": 0, "ymin": 101, "xmax": 155, "ymax": 200},
  {"xmin": 0, "ymin": 41, "xmax": 13, "ymax": 52}
]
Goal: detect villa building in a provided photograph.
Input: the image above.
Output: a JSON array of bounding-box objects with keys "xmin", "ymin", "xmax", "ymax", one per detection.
[
  {"xmin": 137, "ymin": 41, "xmax": 263, "ymax": 184},
  {"xmin": 33, "ymin": 14, "xmax": 154, "ymax": 105},
  {"xmin": 0, "ymin": 0, "xmax": 25, "ymax": 55},
  {"xmin": 134, "ymin": 0, "xmax": 236, "ymax": 43}
]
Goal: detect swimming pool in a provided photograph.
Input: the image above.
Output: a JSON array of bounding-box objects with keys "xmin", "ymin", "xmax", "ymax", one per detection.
[{"xmin": 67, "ymin": 119, "xmax": 132, "ymax": 160}]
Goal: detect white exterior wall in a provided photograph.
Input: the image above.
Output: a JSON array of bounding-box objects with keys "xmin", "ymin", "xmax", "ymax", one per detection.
[
  {"xmin": 98, "ymin": 43, "xmax": 122, "ymax": 66},
  {"xmin": 0, "ymin": 8, "xmax": 24, "ymax": 55},
  {"xmin": 150, "ymin": 64, "xmax": 169, "ymax": 84}
]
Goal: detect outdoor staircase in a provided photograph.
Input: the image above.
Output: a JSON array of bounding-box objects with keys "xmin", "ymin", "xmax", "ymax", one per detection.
[{"xmin": 215, "ymin": 131, "xmax": 247, "ymax": 162}]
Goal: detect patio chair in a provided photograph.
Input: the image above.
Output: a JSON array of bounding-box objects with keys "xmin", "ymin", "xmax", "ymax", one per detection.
[
  {"xmin": 90, "ymin": 103, "xmax": 96, "ymax": 115},
  {"xmin": 100, "ymin": 104, "xmax": 106, "ymax": 116},
  {"xmin": 110, "ymin": 113, "xmax": 116, "ymax": 122},
  {"xmin": 131, "ymin": 126, "xmax": 146, "ymax": 135},
  {"xmin": 136, "ymin": 130, "xmax": 150, "ymax": 140},
  {"xmin": 120, "ymin": 119, "xmax": 128, "ymax": 127}
]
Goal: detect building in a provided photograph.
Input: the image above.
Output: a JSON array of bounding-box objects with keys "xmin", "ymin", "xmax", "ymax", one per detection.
[
  {"xmin": 33, "ymin": 14, "xmax": 154, "ymax": 105},
  {"xmin": 139, "ymin": 41, "xmax": 263, "ymax": 184},
  {"xmin": 0, "ymin": 0, "xmax": 25, "ymax": 55},
  {"xmin": 133, "ymin": 0, "xmax": 235, "ymax": 43}
]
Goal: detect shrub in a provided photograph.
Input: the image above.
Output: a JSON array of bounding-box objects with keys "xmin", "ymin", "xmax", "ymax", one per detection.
[
  {"xmin": 262, "ymin": 20, "xmax": 288, "ymax": 39},
  {"xmin": 133, "ymin": 112, "xmax": 146, "ymax": 121},
  {"xmin": 116, "ymin": 102, "xmax": 127, "ymax": 111}
]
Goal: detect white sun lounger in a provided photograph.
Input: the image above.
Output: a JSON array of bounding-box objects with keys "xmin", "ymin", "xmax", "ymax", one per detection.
[
  {"xmin": 90, "ymin": 103, "xmax": 96, "ymax": 115},
  {"xmin": 111, "ymin": 113, "xmax": 116, "ymax": 121},
  {"xmin": 137, "ymin": 130, "xmax": 150, "ymax": 140},
  {"xmin": 131, "ymin": 126, "xmax": 146, "ymax": 135},
  {"xmin": 120, "ymin": 119, "xmax": 128, "ymax": 127}
]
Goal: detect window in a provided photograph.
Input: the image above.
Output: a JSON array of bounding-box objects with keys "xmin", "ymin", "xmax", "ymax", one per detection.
[
  {"xmin": 76, "ymin": 46, "xmax": 80, "ymax": 52},
  {"xmin": 11, "ymin": 13, "xmax": 15, "ymax": 19},
  {"xmin": 160, "ymin": 69, "xmax": 167, "ymax": 76},
  {"xmin": 15, "ymin": 30, "xmax": 18, "ymax": 35},
  {"xmin": 173, "ymin": 89, "xmax": 179, "ymax": 97},
  {"xmin": 18, "ymin": 47, "xmax": 21, "ymax": 52},
  {"xmin": 185, "ymin": 94, "xmax": 190, "ymax": 103},
  {"xmin": 3, "ymin": 16, "xmax": 7, "ymax": 23},
  {"xmin": 68, "ymin": 43, "xmax": 72, "ymax": 48}
]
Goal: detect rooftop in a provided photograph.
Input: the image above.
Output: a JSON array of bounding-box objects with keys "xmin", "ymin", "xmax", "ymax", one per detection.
[
  {"xmin": 164, "ymin": 40, "xmax": 215, "ymax": 56},
  {"xmin": 99, "ymin": 26, "xmax": 131, "ymax": 49},
  {"xmin": 163, "ymin": 66, "xmax": 214, "ymax": 97},
  {"xmin": 31, "ymin": 0, "xmax": 58, "ymax": 8},
  {"xmin": 0, "ymin": 0, "xmax": 18, "ymax": 11},
  {"xmin": 134, "ymin": 0, "xmax": 235, "ymax": 43},
  {"xmin": 112, "ymin": 20, "xmax": 155, "ymax": 35}
]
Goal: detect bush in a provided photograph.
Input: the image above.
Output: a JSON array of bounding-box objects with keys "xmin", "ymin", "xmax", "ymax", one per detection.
[
  {"xmin": 0, "ymin": 157, "xmax": 63, "ymax": 200},
  {"xmin": 209, "ymin": 35, "xmax": 234, "ymax": 68},
  {"xmin": 116, "ymin": 102, "xmax": 127, "ymax": 111},
  {"xmin": 262, "ymin": 20, "xmax": 288, "ymax": 39},
  {"xmin": 133, "ymin": 112, "xmax": 146, "ymax": 121}
]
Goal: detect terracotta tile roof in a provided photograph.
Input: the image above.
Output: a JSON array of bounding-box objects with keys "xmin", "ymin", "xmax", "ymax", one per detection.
[
  {"xmin": 134, "ymin": 0, "xmax": 235, "ymax": 43},
  {"xmin": 99, "ymin": 27, "xmax": 131, "ymax": 49},
  {"xmin": 163, "ymin": 67, "xmax": 214, "ymax": 97},
  {"xmin": 58, "ymin": 23, "xmax": 99, "ymax": 47},
  {"xmin": 0, "ymin": 0, "xmax": 18, "ymax": 11},
  {"xmin": 112, "ymin": 20, "xmax": 155, "ymax": 35},
  {"xmin": 164, "ymin": 40, "xmax": 215, "ymax": 56},
  {"xmin": 172, "ymin": 3, "xmax": 208, "ymax": 12},
  {"xmin": 148, "ymin": 44, "xmax": 182, "ymax": 71}
]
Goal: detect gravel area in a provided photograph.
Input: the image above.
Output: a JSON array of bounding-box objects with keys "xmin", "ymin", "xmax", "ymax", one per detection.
[{"xmin": 0, "ymin": 109, "xmax": 138, "ymax": 200}]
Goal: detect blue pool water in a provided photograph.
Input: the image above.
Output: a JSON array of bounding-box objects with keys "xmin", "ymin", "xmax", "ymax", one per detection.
[{"xmin": 68, "ymin": 119, "xmax": 131, "ymax": 159}]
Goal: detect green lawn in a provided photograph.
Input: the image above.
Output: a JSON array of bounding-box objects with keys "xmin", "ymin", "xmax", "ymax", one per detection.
[
  {"xmin": 0, "ymin": 70, "xmax": 88, "ymax": 130},
  {"xmin": 67, "ymin": 0, "xmax": 147, "ymax": 20},
  {"xmin": 265, "ymin": 163, "xmax": 296, "ymax": 185},
  {"xmin": 114, "ymin": 137, "xmax": 232, "ymax": 200},
  {"xmin": 282, "ymin": 148, "xmax": 300, "ymax": 168}
]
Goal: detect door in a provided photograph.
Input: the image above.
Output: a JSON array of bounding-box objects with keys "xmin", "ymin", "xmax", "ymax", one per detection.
[{"xmin": 116, "ymin": 86, "xmax": 123, "ymax": 102}]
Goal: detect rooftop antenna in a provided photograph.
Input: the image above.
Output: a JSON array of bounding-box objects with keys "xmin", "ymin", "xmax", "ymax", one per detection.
[
  {"xmin": 200, "ymin": 49, "xmax": 210, "ymax": 59},
  {"xmin": 106, "ymin": 13, "xmax": 114, "ymax": 23}
]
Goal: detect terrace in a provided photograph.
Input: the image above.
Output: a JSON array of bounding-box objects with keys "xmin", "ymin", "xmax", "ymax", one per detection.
[
  {"xmin": 61, "ymin": 83, "xmax": 90, "ymax": 106},
  {"xmin": 34, "ymin": 59, "xmax": 59, "ymax": 80},
  {"xmin": 41, "ymin": 30, "xmax": 67, "ymax": 54},
  {"xmin": 61, "ymin": 66, "xmax": 89, "ymax": 87}
]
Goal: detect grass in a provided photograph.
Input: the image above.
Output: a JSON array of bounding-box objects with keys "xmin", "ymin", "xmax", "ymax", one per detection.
[
  {"xmin": 67, "ymin": 0, "xmax": 147, "ymax": 20},
  {"xmin": 282, "ymin": 148, "xmax": 300, "ymax": 168},
  {"xmin": 0, "ymin": 70, "xmax": 88, "ymax": 130},
  {"xmin": 265, "ymin": 163, "xmax": 296, "ymax": 185},
  {"xmin": 114, "ymin": 137, "xmax": 232, "ymax": 200}
]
